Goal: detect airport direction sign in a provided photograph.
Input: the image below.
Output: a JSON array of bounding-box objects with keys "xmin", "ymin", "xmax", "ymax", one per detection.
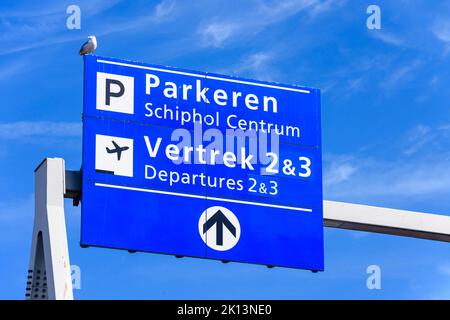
[{"xmin": 81, "ymin": 55, "xmax": 324, "ymax": 270}]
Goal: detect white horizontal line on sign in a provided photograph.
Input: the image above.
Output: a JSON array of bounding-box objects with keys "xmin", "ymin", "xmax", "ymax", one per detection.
[
  {"xmin": 95, "ymin": 182, "xmax": 313, "ymax": 213},
  {"xmin": 97, "ymin": 59, "xmax": 311, "ymax": 94}
]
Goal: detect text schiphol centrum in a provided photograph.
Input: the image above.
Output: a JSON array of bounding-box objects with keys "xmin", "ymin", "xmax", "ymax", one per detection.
[{"xmin": 144, "ymin": 74, "xmax": 302, "ymax": 138}]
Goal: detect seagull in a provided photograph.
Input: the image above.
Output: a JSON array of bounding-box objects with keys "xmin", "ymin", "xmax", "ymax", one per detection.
[{"xmin": 79, "ymin": 35, "xmax": 97, "ymax": 55}]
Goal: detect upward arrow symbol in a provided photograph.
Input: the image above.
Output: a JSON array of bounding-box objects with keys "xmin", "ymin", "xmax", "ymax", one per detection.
[{"xmin": 203, "ymin": 210, "xmax": 236, "ymax": 246}]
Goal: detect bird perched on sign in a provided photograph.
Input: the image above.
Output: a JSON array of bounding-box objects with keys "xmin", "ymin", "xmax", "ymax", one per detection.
[{"xmin": 79, "ymin": 35, "xmax": 97, "ymax": 55}]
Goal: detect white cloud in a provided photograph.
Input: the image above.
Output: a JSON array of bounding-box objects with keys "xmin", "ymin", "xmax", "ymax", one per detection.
[
  {"xmin": 371, "ymin": 31, "xmax": 404, "ymax": 46},
  {"xmin": 92, "ymin": 0, "xmax": 179, "ymax": 40},
  {"xmin": 403, "ymin": 123, "xmax": 450, "ymax": 156},
  {"xmin": 432, "ymin": 19, "xmax": 450, "ymax": 43},
  {"xmin": 307, "ymin": 0, "xmax": 346, "ymax": 18},
  {"xmin": 325, "ymin": 153, "xmax": 450, "ymax": 201},
  {"xmin": 0, "ymin": 0, "xmax": 174, "ymax": 56},
  {"xmin": 438, "ymin": 263, "xmax": 450, "ymax": 276},
  {"xmin": 0, "ymin": 121, "xmax": 81, "ymax": 140},
  {"xmin": 324, "ymin": 122, "xmax": 450, "ymax": 205},
  {"xmin": 240, "ymin": 52, "xmax": 274, "ymax": 78},
  {"xmin": 199, "ymin": 21, "xmax": 239, "ymax": 48},
  {"xmin": 226, "ymin": 51, "xmax": 279, "ymax": 80},
  {"xmin": 324, "ymin": 156, "xmax": 357, "ymax": 187},
  {"xmin": 0, "ymin": 58, "xmax": 30, "ymax": 81},
  {"xmin": 403, "ymin": 124, "xmax": 432, "ymax": 156},
  {"xmin": 381, "ymin": 60, "xmax": 422, "ymax": 90},
  {"xmin": 198, "ymin": 0, "xmax": 340, "ymax": 48},
  {"xmin": 424, "ymin": 263, "xmax": 450, "ymax": 299},
  {"xmin": 155, "ymin": 0, "xmax": 176, "ymax": 19},
  {"xmin": 257, "ymin": 0, "xmax": 318, "ymax": 20},
  {"xmin": 431, "ymin": 18, "xmax": 450, "ymax": 56},
  {"xmin": 317, "ymin": 54, "xmax": 394, "ymax": 98}
]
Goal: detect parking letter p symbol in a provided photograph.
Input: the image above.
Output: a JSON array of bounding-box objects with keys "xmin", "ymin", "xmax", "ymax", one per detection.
[
  {"xmin": 105, "ymin": 79, "xmax": 125, "ymax": 106},
  {"xmin": 96, "ymin": 72, "xmax": 134, "ymax": 114}
]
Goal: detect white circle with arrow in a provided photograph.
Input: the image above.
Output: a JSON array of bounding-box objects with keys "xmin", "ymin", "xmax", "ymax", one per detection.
[{"xmin": 198, "ymin": 206, "xmax": 241, "ymax": 251}]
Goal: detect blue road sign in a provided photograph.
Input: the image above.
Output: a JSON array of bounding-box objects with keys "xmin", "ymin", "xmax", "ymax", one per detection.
[{"xmin": 81, "ymin": 55, "xmax": 324, "ymax": 270}]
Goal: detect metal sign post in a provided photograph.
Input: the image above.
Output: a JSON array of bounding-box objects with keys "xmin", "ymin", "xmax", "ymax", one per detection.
[{"xmin": 26, "ymin": 158, "xmax": 73, "ymax": 300}]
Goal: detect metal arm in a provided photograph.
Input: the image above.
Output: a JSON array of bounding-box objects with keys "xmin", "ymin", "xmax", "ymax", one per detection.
[{"xmin": 324, "ymin": 200, "xmax": 450, "ymax": 242}]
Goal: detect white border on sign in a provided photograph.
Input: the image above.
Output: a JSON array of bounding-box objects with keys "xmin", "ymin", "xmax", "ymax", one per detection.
[
  {"xmin": 96, "ymin": 59, "xmax": 311, "ymax": 94},
  {"xmin": 94, "ymin": 182, "xmax": 313, "ymax": 213}
]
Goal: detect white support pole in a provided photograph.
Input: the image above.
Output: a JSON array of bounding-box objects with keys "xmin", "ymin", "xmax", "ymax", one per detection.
[
  {"xmin": 324, "ymin": 200, "xmax": 450, "ymax": 242},
  {"xmin": 26, "ymin": 158, "xmax": 73, "ymax": 300}
]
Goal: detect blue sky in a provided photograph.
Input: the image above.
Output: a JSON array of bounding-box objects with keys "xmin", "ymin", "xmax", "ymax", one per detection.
[{"xmin": 1, "ymin": 0, "xmax": 450, "ymax": 299}]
